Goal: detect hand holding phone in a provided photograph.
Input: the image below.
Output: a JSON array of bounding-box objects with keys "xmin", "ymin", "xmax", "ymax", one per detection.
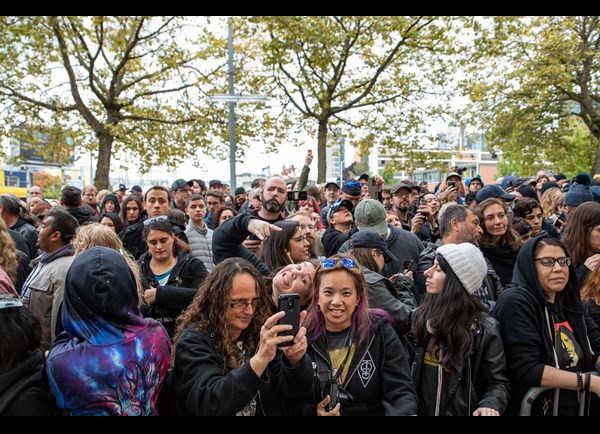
[
  {"xmin": 402, "ymin": 259, "xmax": 414, "ymax": 274},
  {"xmin": 277, "ymin": 294, "xmax": 301, "ymax": 347},
  {"xmin": 447, "ymin": 181, "xmax": 456, "ymax": 189}
]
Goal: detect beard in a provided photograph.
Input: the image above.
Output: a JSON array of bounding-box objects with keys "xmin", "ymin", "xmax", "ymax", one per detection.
[
  {"xmin": 263, "ymin": 198, "xmax": 284, "ymax": 213},
  {"xmin": 398, "ymin": 205, "xmax": 409, "ymax": 213}
]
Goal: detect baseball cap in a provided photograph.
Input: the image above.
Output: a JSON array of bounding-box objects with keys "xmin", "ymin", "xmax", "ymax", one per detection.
[
  {"xmin": 209, "ymin": 179, "xmax": 222, "ymax": 188},
  {"xmin": 327, "ymin": 199, "xmax": 354, "ymax": 221},
  {"xmin": 114, "ymin": 183, "xmax": 127, "ymax": 192},
  {"xmin": 130, "ymin": 185, "xmax": 143, "ymax": 194},
  {"xmin": 324, "ymin": 181, "xmax": 340, "ymax": 190},
  {"xmin": 171, "ymin": 179, "xmax": 193, "ymax": 191},
  {"xmin": 476, "ymin": 184, "xmax": 516, "ymax": 203},
  {"xmin": 357, "ymin": 173, "xmax": 369, "ymax": 181},
  {"xmin": 350, "ymin": 230, "xmax": 397, "ymax": 263},
  {"xmin": 446, "ymin": 172, "xmax": 462, "ymax": 181},
  {"xmin": 353, "ymin": 198, "xmax": 388, "ymax": 236},
  {"xmin": 390, "ymin": 183, "xmax": 412, "ymax": 195},
  {"xmin": 234, "ymin": 187, "xmax": 246, "ymax": 196}
]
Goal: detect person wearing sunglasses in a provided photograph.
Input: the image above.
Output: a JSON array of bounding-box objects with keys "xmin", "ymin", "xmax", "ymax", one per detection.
[
  {"xmin": 294, "ymin": 254, "xmax": 417, "ymax": 416},
  {"xmin": 0, "ymin": 294, "xmax": 56, "ymax": 416},
  {"xmin": 494, "ymin": 234, "xmax": 600, "ymax": 415},
  {"xmin": 171, "ymin": 257, "xmax": 312, "ymax": 416}
]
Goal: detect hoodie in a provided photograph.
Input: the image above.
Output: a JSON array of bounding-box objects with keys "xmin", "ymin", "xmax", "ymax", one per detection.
[
  {"xmin": 493, "ymin": 235, "xmax": 600, "ymax": 415},
  {"xmin": 45, "ymin": 247, "xmax": 171, "ymax": 416}
]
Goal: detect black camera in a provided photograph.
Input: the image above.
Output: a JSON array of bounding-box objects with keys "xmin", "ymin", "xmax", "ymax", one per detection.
[
  {"xmin": 456, "ymin": 167, "xmax": 467, "ymax": 175},
  {"xmin": 287, "ymin": 190, "xmax": 307, "ymax": 202},
  {"xmin": 327, "ymin": 381, "xmax": 351, "ymax": 411}
]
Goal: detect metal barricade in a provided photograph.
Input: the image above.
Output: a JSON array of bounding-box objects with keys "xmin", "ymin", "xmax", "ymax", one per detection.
[{"xmin": 520, "ymin": 371, "xmax": 599, "ymax": 416}]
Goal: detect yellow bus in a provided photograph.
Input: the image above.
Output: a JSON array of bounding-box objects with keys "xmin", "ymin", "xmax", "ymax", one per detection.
[{"xmin": 0, "ymin": 171, "xmax": 28, "ymax": 199}]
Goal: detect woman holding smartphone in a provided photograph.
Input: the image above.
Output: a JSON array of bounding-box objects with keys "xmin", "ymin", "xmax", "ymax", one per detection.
[
  {"xmin": 171, "ymin": 258, "xmax": 312, "ymax": 416},
  {"xmin": 293, "ymin": 254, "xmax": 417, "ymax": 416}
]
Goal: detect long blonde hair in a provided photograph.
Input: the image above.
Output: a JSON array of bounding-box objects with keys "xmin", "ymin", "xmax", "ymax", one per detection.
[
  {"xmin": 72, "ymin": 223, "xmax": 143, "ymax": 304},
  {"xmin": 0, "ymin": 218, "xmax": 19, "ymax": 282}
]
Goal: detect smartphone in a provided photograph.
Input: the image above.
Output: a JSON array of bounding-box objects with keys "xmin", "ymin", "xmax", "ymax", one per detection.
[
  {"xmin": 402, "ymin": 259, "xmax": 414, "ymax": 274},
  {"xmin": 277, "ymin": 294, "xmax": 301, "ymax": 347},
  {"xmin": 287, "ymin": 190, "xmax": 308, "ymax": 202},
  {"xmin": 307, "ymin": 149, "xmax": 312, "ymax": 156},
  {"xmin": 447, "ymin": 181, "xmax": 456, "ymax": 188},
  {"xmin": 419, "ymin": 198, "xmax": 429, "ymax": 216},
  {"xmin": 367, "ymin": 177, "xmax": 378, "ymax": 198}
]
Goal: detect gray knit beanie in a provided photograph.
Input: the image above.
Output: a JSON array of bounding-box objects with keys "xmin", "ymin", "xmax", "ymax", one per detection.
[{"xmin": 437, "ymin": 243, "xmax": 487, "ymax": 295}]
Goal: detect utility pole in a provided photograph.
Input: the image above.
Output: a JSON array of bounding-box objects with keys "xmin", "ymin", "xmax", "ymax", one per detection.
[{"xmin": 209, "ymin": 17, "xmax": 268, "ymax": 192}]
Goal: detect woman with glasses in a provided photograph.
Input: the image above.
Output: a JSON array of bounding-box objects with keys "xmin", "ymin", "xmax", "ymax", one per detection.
[
  {"xmin": 494, "ymin": 235, "xmax": 600, "ymax": 415},
  {"xmin": 138, "ymin": 218, "xmax": 208, "ymax": 338},
  {"xmin": 294, "ymin": 254, "xmax": 417, "ymax": 416},
  {"xmin": 171, "ymin": 257, "xmax": 312, "ymax": 416}
]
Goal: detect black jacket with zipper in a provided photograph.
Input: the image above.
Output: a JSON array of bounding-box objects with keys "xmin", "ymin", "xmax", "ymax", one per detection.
[
  {"xmin": 291, "ymin": 315, "xmax": 417, "ymax": 416},
  {"xmin": 494, "ymin": 234, "xmax": 600, "ymax": 415},
  {"xmin": 139, "ymin": 249, "xmax": 208, "ymax": 337},
  {"xmin": 171, "ymin": 323, "xmax": 314, "ymax": 416},
  {"xmin": 407, "ymin": 314, "xmax": 510, "ymax": 416}
]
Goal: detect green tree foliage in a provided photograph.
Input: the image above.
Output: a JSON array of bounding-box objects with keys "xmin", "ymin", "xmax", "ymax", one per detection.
[
  {"xmin": 0, "ymin": 16, "xmax": 262, "ymax": 189},
  {"xmin": 243, "ymin": 16, "xmax": 461, "ymax": 183},
  {"xmin": 464, "ymin": 16, "xmax": 600, "ymax": 176}
]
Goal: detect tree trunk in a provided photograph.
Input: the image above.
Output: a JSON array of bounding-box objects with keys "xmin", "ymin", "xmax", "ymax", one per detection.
[
  {"xmin": 594, "ymin": 133, "xmax": 600, "ymax": 176},
  {"xmin": 317, "ymin": 119, "xmax": 328, "ymax": 183},
  {"xmin": 94, "ymin": 133, "xmax": 114, "ymax": 189}
]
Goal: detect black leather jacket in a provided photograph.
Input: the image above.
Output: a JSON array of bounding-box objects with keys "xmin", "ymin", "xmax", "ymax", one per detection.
[{"xmin": 407, "ymin": 314, "xmax": 510, "ymax": 416}]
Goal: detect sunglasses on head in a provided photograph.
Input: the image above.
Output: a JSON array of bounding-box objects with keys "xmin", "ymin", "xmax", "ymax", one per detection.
[
  {"xmin": 344, "ymin": 181, "xmax": 362, "ymax": 188},
  {"xmin": 0, "ymin": 294, "xmax": 23, "ymax": 310},
  {"xmin": 320, "ymin": 258, "xmax": 357, "ymax": 269},
  {"xmin": 143, "ymin": 215, "xmax": 169, "ymax": 226}
]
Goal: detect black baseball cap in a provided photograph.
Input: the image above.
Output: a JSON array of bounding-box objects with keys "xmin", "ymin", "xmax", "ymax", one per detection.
[
  {"xmin": 350, "ymin": 230, "xmax": 397, "ymax": 263},
  {"xmin": 114, "ymin": 184, "xmax": 127, "ymax": 192},
  {"xmin": 171, "ymin": 179, "xmax": 193, "ymax": 191}
]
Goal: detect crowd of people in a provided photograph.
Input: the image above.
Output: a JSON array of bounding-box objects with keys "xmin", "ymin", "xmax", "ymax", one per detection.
[{"xmin": 2, "ymin": 156, "xmax": 600, "ymax": 416}]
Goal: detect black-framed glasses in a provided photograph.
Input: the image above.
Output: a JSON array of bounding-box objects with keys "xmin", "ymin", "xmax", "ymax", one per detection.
[
  {"xmin": 229, "ymin": 298, "xmax": 259, "ymax": 310},
  {"xmin": 0, "ymin": 294, "xmax": 23, "ymax": 309},
  {"xmin": 534, "ymin": 257, "xmax": 571, "ymax": 268},
  {"xmin": 320, "ymin": 258, "xmax": 356, "ymax": 269},
  {"xmin": 143, "ymin": 215, "xmax": 169, "ymax": 226}
]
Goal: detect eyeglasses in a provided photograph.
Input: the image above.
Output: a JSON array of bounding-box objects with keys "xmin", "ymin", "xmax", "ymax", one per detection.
[
  {"xmin": 320, "ymin": 258, "xmax": 356, "ymax": 269},
  {"xmin": 143, "ymin": 215, "xmax": 169, "ymax": 226},
  {"xmin": 292, "ymin": 235, "xmax": 308, "ymax": 243},
  {"xmin": 393, "ymin": 191, "xmax": 410, "ymax": 198},
  {"xmin": 229, "ymin": 298, "xmax": 259, "ymax": 310},
  {"xmin": 0, "ymin": 294, "xmax": 23, "ymax": 309},
  {"xmin": 534, "ymin": 257, "xmax": 572, "ymax": 268}
]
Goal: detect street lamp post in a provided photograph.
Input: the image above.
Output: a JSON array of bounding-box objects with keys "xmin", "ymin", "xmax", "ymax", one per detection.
[{"xmin": 208, "ymin": 17, "xmax": 268, "ymax": 192}]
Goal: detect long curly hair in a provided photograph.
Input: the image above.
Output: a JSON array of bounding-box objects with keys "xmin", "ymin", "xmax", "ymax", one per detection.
[
  {"xmin": 0, "ymin": 218, "xmax": 19, "ymax": 282},
  {"xmin": 412, "ymin": 254, "xmax": 487, "ymax": 366},
  {"xmin": 581, "ymin": 261, "xmax": 600, "ymax": 306},
  {"xmin": 563, "ymin": 202, "xmax": 600, "ymax": 269},
  {"xmin": 173, "ymin": 258, "xmax": 271, "ymax": 370}
]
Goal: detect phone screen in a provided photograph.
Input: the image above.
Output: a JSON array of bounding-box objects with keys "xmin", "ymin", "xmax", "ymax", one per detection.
[
  {"xmin": 447, "ymin": 181, "xmax": 456, "ymax": 188},
  {"xmin": 277, "ymin": 294, "xmax": 301, "ymax": 347},
  {"xmin": 367, "ymin": 178, "xmax": 378, "ymax": 198},
  {"xmin": 402, "ymin": 260, "xmax": 414, "ymax": 274}
]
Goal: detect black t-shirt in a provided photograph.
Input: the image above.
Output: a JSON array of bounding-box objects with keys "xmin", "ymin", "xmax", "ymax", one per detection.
[
  {"xmin": 325, "ymin": 328, "xmax": 356, "ymax": 384},
  {"xmin": 418, "ymin": 343, "xmax": 452, "ymax": 416},
  {"xmin": 547, "ymin": 301, "xmax": 584, "ymax": 415}
]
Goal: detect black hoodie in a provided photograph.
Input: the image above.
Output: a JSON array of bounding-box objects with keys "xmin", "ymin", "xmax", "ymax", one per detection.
[
  {"xmin": 0, "ymin": 349, "xmax": 55, "ymax": 416},
  {"xmin": 494, "ymin": 234, "xmax": 600, "ymax": 415}
]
